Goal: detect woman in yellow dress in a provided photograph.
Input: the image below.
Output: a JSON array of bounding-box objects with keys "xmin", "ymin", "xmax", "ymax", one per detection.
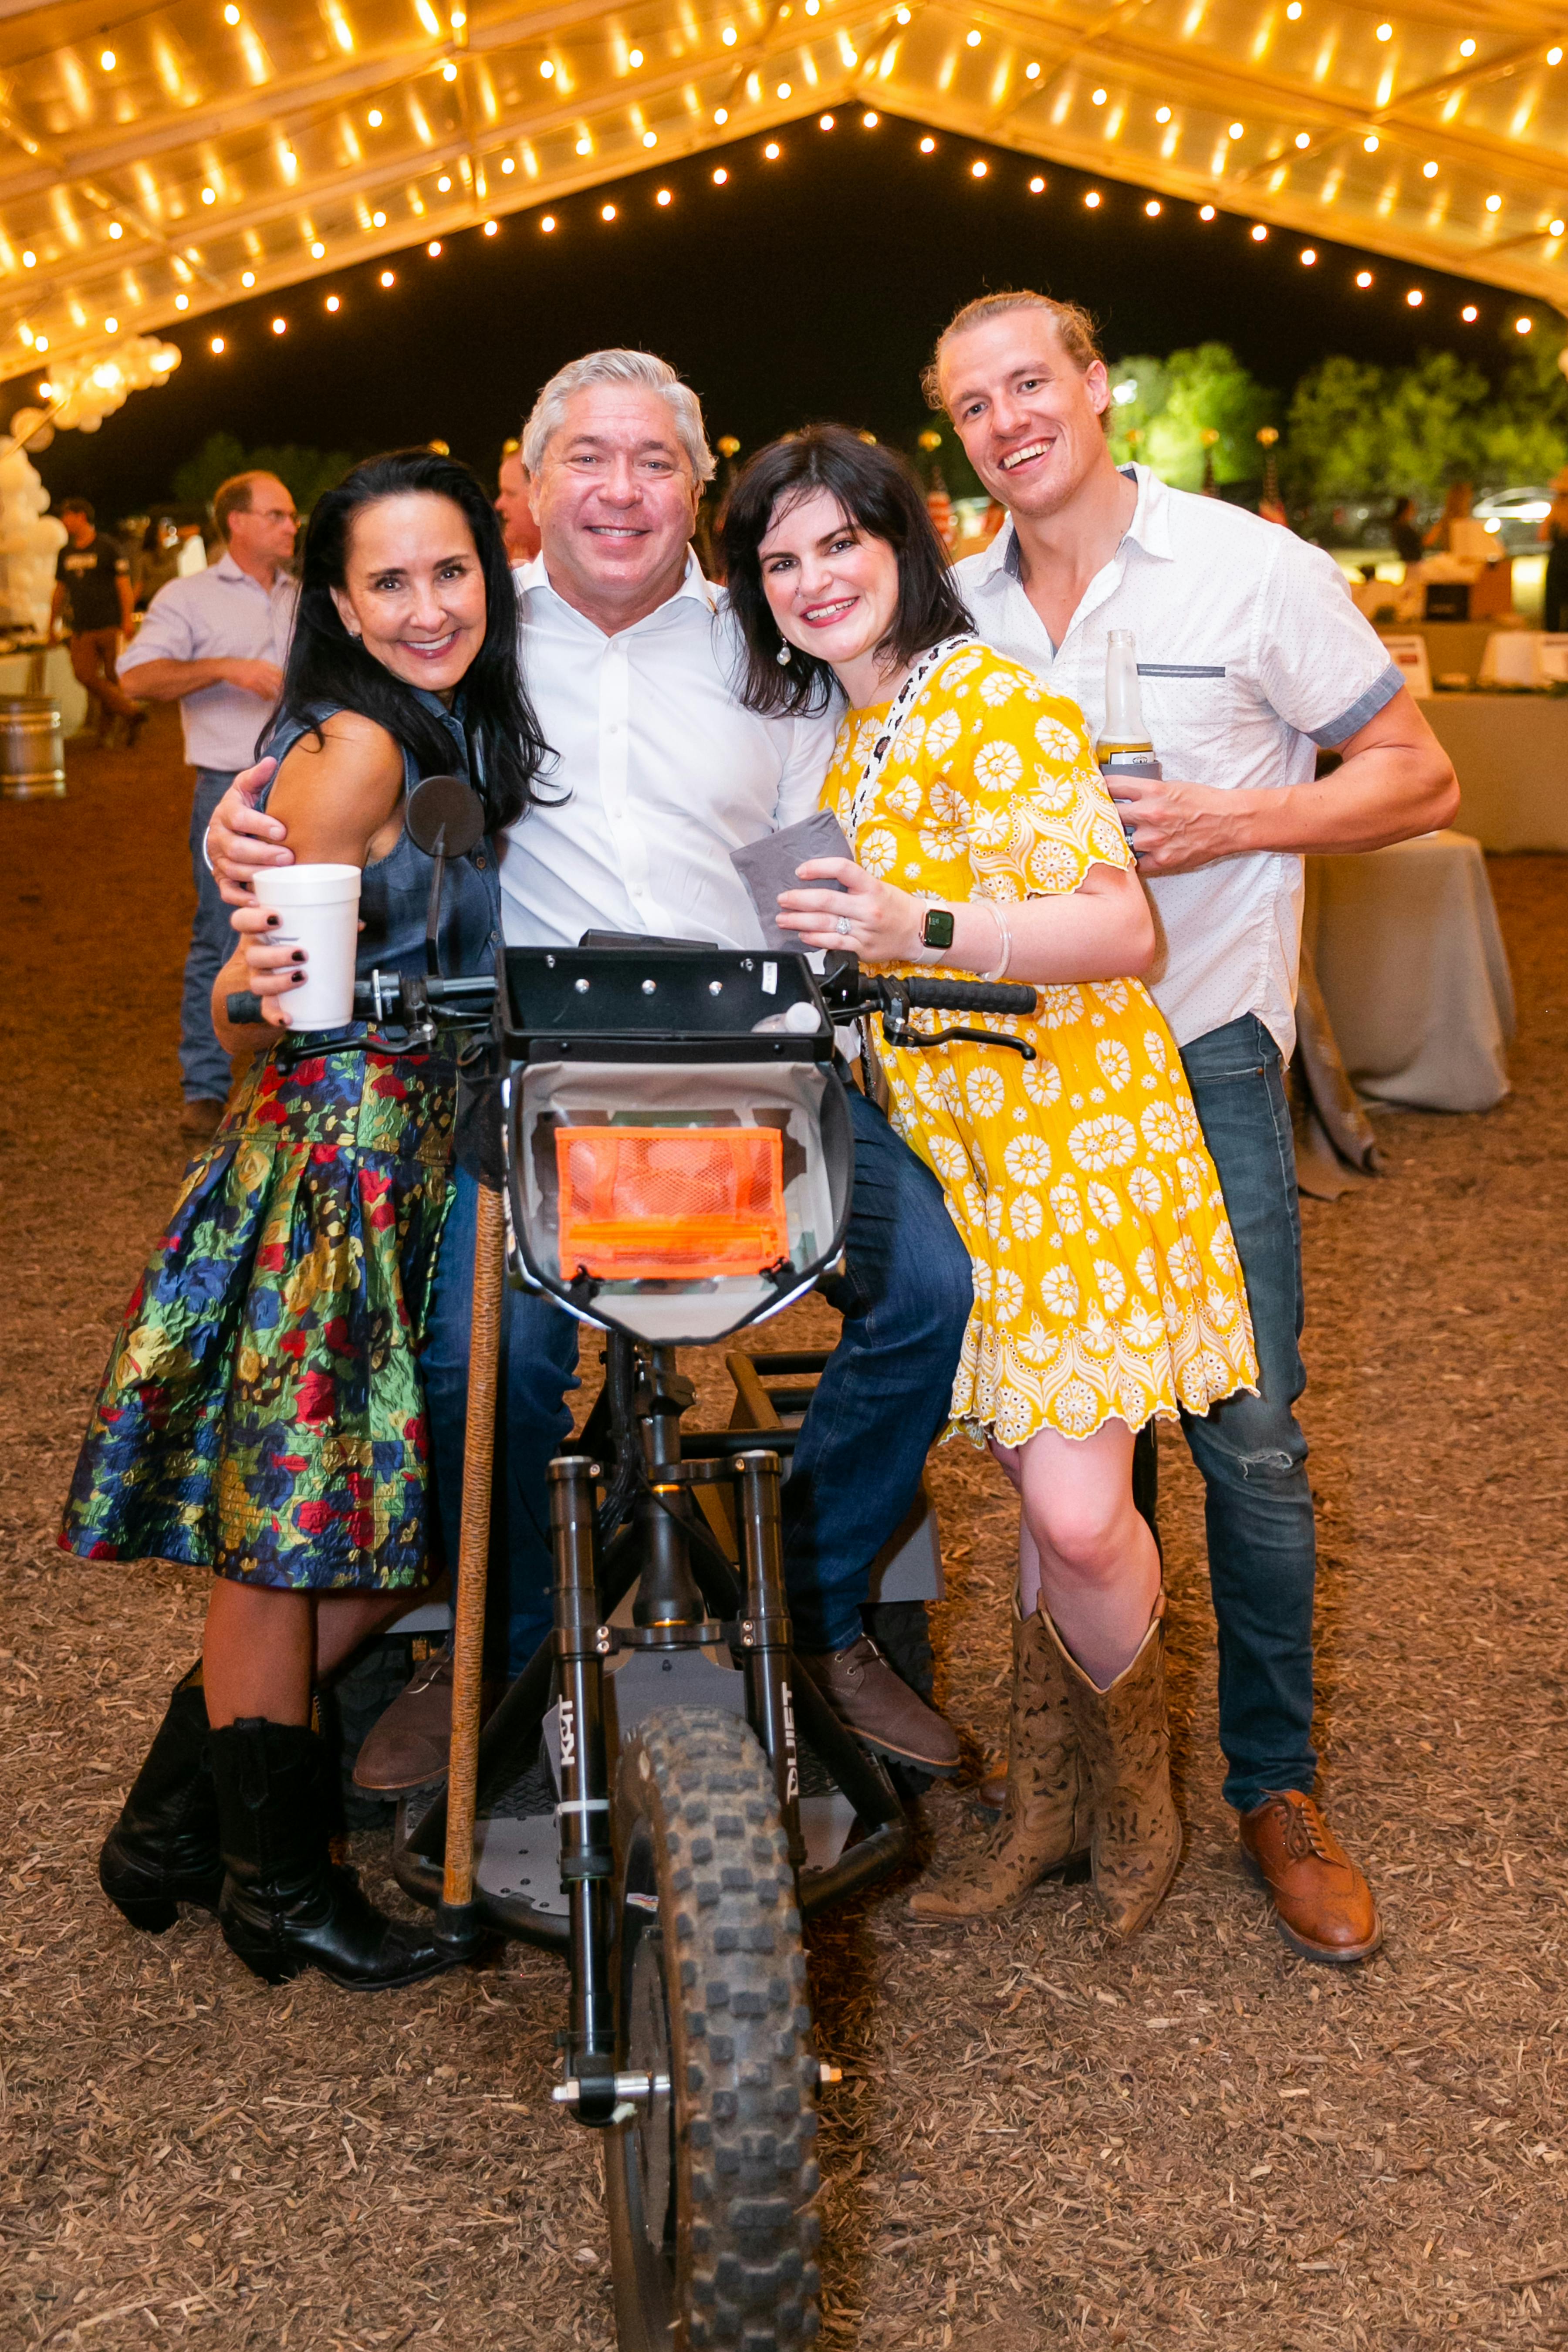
[{"xmin": 721, "ymin": 427, "xmax": 1257, "ymax": 1936}]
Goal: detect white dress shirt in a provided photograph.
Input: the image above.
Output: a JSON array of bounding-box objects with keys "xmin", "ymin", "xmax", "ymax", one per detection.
[
  {"xmin": 499, "ymin": 551, "xmax": 838, "ymax": 950},
  {"xmin": 119, "ymin": 550, "xmax": 299, "ymax": 774},
  {"xmin": 954, "ymin": 467, "xmax": 1402, "ymax": 1060}
]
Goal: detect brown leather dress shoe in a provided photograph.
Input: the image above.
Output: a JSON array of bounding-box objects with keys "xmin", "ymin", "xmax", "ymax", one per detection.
[
  {"xmin": 1239, "ymin": 1789, "xmax": 1382, "ymax": 1965},
  {"xmin": 798, "ymin": 1635, "xmax": 960, "ymax": 1771},
  {"xmin": 351, "ymin": 1653, "xmax": 500, "ymax": 1793}
]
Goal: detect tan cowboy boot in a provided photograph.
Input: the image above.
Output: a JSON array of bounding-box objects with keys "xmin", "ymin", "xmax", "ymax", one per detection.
[
  {"xmin": 1048, "ymin": 1596, "xmax": 1183, "ymax": 1936},
  {"xmin": 907, "ymin": 1602, "xmax": 1090, "ymax": 1919}
]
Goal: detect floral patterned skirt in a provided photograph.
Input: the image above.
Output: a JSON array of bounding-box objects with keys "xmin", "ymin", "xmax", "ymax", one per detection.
[{"xmin": 60, "ymin": 1034, "xmax": 457, "ymax": 1592}]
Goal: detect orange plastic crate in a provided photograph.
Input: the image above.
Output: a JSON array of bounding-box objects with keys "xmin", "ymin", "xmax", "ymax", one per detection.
[{"xmin": 555, "ymin": 1125, "xmax": 788, "ymax": 1280}]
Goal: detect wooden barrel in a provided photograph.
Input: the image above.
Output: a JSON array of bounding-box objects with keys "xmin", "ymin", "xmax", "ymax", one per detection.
[{"xmin": 0, "ymin": 696, "xmax": 65, "ymax": 799}]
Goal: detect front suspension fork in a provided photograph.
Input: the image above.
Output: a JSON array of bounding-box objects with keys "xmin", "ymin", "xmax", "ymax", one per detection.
[
  {"xmin": 734, "ymin": 1449, "xmax": 804, "ymax": 1869},
  {"xmin": 548, "ymin": 1455, "xmax": 617, "ymax": 2127}
]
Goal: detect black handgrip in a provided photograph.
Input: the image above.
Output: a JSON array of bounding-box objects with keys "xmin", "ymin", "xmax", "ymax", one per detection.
[
  {"xmin": 225, "ymin": 990, "xmax": 264, "ymax": 1026},
  {"xmin": 902, "ymin": 977, "xmax": 1037, "ymax": 1017}
]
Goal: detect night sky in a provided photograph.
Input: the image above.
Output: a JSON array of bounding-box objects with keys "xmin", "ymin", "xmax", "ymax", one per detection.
[{"xmin": 14, "ymin": 108, "xmax": 1533, "ymax": 518}]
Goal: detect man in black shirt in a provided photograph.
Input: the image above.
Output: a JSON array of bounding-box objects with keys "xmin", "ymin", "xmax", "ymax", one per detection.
[{"xmin": 48, "ymin": 498, "xmax": 144, "ymax": 747}]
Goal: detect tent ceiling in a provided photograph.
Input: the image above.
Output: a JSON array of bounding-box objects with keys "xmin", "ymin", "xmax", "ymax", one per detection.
[{"xmin": 5, "ymin": 0, "xmax": 1568, "ymax": 380}]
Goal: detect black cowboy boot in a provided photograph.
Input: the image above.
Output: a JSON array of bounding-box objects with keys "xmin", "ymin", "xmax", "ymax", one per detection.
[
  {"xmin": 99, "ymin": 1663, "xmax": 223, "ymax": 1931},
  {"xmin": 209, "ymin": 1717, "xmax": 448, "ymax": 1990}
]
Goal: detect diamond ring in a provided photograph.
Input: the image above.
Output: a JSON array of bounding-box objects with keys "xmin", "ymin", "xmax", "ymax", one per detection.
[{"xmin": 836, "ymin": 914, "xmax": 852, "ymax": 936}]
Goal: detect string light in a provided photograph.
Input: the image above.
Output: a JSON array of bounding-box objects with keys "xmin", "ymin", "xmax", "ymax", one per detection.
[
  {"xmin": 428, "ymin": 239, "xmax": 442, "ymax": 255},
  {"xmin": 1423, "ymin": 160, "xmax": 1438, "ymax": 176},
  {"xmin": 224, "ymin": 3, "xmax": 240, "ymax": 19},
  {"xmin": 241, "ymin": 269, "xmax": 256, "ymax": 286},
  {"xmin": 541, "ymin": 214, "xmax": 556, "ymax": 231},
  {"xmin": 919, "ymin": 135, "xmax": 935, "ymax": 152},
  {"xmin": 1092, "ymin": 88, "xmax": 1107, "ymax": 105},
  {"xmin": 100, "ymin": 47, "xmax": 116, "ymax": 69},
  {"xmin": 483, "ymin": 219, "xmax": 497, "ymax": 234},
  {"xmin": 368, "ymin": 108, "xmax": 383, "ymax": 125},
  {"xmin": 539, "ymin": 59, "xmax": 554, "ymax": 76},
  {"xmin": 1485, "ymin": 193, "xmax": 1502, "ymax": 211},
  {"xmin": 1375, "ymin": 22, "xmax": 1392, "ymax": 40},
  {"xmin": 1199, "ymin": 203, "xmax": 1216, "ymax": 220},
  {"xmin": 501, "ymin": 156, "xmax": 515, "ymax": 173},
  {"xmin": 1461, "ymin": 304, "xmax": 1477, "ymax": 321},
  {"xmin": 438, "ymin": 174, "xmax": 452, "ymax": 191},
  {"xmin": 1029, "ymin": 175, "xmax": 1045, "ymax": 193},
  {"xmin": 1355, "ymin": 269, "xmax": 1373, "ymax": 286},
  {"xmin": 1295, "ymin": 132, "xmax": 1311, "ymax": 148},
  {"xmin": 211, "ymin": 335, "xmax": 226, "ymax": 353},
  {"xmin": 601, "ymin": 202, "xmax": 616, "ymax": 220},
  {"xmin": 1144, "ymin": 199, "xmax": 1161, "ymax": 216},
  {"xmin": 1228, "ymin": 121, "xmax": 1244, "ymax": 139},
  {"xmin": 862, "ymin": 111, "xmax": 879, "ymax": 127},
  {"xmin": 21, "ymin": 250, "xmax": 34, "ymax": 267},
  {"xmin": 441, "ymin": 60, "xmax": 457, "ymax": 79},
  {"xmin": 1025, "ymin": 61, "xmax": 1040, "ymax": 77},
  {"xmin": 629, "ymin": 46, "xmax": 643, "ymax": 66},
  {"xmin": 1300, "ymin": 247, "xmax": 1317, "ymax": 264},
  {"xmin": 966, "ymin": 28, "xmax": 981, "ymax": 45},
  {"xmin": 764, "ymin": 141, "xmax": 781, "ymax": 159},
  {"xmin": 722, "ymin": 25, "xmax": 737, "ymax": 42},
  {"xmin": 202, "ymin": 185, "xmax": 218, "ymax": 203},
  {"xmin": 642, "ymin": 130, "xmax": 658, "ymax": 146},
  {"xmin": 656, "ymin": 188, "xmax": 672, "ymax": 205},
  {"xmin": 104, "ymin": 315, "xmax": 118, "ymax": 332},
  {"xmin": 714, "ymin": 107, "xmax": 727, "ymax": 123},
  {"xmin": 379, "ymin": 268, "xmax": 395, "ymax": 286},
  {"xmin": 1458, "ymin": 37, "xmax": 1476, "ymax": 56},
  {"xmin": 970, "ymin": 159, "xmax": 987, "ymax": 177},
  {"xmin": 1550, "ymin": 45, "xmax": 1564, "ymax": 65},
  {"xmin": 776, "ymin": 81, "xmax": 791, "ymax": 97},
  {"xmin": 310, "ymin": 240, "xmax": 325, "ymax": 258},
  {"xmin": 713, "ymin": 166, "xmax": 728, "ymax": 183},
  {"xmin": 326, "ymin": 293, "xmax": 341, "ymax": 309},
  {"xmin": 1552, "ymin": 219, "xmax": 1567, "ymax": 236},
  {"xmin": 1085, "ymin": 189, "xmax": 1101, "ymax": 207},
  {"xmin": 575, "ymin": 136, "xmax": 591, "ymax": 155},
  {"xmin": 372, "ymin": 209, "xmax": 387, "ymax": 226},
  {"xmin": 1406, "ymin": 288, "xmax": 1423, "ymax": 305},
  {"xmin": 1156, "ymin": 106, "xmax": 1172, "ymax": 123},
  {"xmin": 174, "ymin": 293, "xmax": 189, "ymax": 310},
  {"xmin": 271, "ymin": 316, "xmax": 287, "ymax": 333},
  {"xmin": 108, "ymin": 223, "xmax": 123, "ymax": 240},
  {"xmin": 1517, "ymin": 315, "xmax": 1534, "ymax": 332},
  {"xmin": 1363, "ymin": 135, "xmax": 1379, "ymax": 151}
]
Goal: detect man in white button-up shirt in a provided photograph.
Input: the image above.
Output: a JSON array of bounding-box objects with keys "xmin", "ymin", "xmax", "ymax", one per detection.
[
  {"xmin": 934, "ymin": 291, "xmax": 1457, "ymax": 1964},
  {"xmin": 209, "ymin": 353, "xmax": 971, "ymax": 1777},
  {"xmin": 119, "ymin": 470, "xmax": 299, "ymax": 1137}
]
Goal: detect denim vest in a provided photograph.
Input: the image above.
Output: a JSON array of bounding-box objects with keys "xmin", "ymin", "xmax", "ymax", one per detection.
[{"xmin": 260, "ymin": 693, "xmax": 501, "ymax": 982}]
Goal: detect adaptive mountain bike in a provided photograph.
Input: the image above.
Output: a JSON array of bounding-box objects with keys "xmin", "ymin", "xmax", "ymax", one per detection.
[{"xmin": 233, "ymin": 786, "xmax": 1039, "ymax": 2350}]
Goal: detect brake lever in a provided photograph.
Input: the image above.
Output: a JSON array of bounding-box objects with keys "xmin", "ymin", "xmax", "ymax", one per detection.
[{"xmin": 883, "ymin": 1018, "xmax": 1035, "ymax": 1061}]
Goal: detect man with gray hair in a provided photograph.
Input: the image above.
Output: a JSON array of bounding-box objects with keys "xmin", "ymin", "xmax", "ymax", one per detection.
[
  {"xmin": 119, "ymin": 468, "xmax": 299, "ymax": 1138},
  {"xmin": 207, "ymin": 350, "xmax": 973, "ymax": 1780}
]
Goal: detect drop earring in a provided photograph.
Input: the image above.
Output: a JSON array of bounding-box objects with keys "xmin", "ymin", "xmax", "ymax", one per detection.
[{"xmin": 776, "ymin": 641, "xmax": 793, "ymax": 667}]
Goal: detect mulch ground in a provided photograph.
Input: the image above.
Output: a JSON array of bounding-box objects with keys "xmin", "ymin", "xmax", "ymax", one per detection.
[{"xmin": 2, "ymin": 706, "xmax": 1565, "ymax": 2352}]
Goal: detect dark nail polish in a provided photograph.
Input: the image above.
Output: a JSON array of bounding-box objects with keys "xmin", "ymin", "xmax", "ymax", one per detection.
[
  {"xmin": 292, "ymin": 972, "xmax": 304, "ymax": 984},
  {"xmin": 291, "ymin": 950, "xmax": 306, "ymax": 964}
]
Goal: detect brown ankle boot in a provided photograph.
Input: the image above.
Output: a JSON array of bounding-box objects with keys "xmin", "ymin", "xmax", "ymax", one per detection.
[
  {"xmin": 1048, "ymin": 1597, "xmax": 1182, "ymax": 1936},
  {"xmin": 907, "ymin": 1603, "xmax": 1090, "ymax": 1919}
]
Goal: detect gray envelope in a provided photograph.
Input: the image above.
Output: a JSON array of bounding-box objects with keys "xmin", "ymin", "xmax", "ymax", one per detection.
[{"xmin": 730, "ymin": 808, "xmax": 855, "ymax": 951}]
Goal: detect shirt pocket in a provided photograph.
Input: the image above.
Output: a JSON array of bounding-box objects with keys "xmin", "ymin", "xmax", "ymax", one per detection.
[{"xmin": 1134, "ymin": 663, "xmax": 1235, "ymax": 783}]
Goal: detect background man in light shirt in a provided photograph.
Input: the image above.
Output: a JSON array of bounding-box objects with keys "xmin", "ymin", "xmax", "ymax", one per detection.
[
  {"xmin": 935, "ymin": 290, "xmax": 1458, "ymax": 1964},
  {"xmin": 119, "ymin": 470, "xmax": 299, "ymax": 1139},
  {"xmin": 494, "ymin": 442, "xmax": 542, "ymax": 564},
  {"xmin": 207, "ymin": 353, "xmax": 971, "ymax": 1779}
]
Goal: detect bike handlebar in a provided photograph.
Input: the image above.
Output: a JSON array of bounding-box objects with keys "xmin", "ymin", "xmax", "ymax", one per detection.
[{"xmin": 225, "ymin": 964, "xmax": 1038, "ymax": 1032}]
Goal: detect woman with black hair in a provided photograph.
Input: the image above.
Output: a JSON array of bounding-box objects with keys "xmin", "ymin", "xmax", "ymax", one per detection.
[
  {"xmin": 723, "ymin": 427, "xmax": 1257, "ymax": 1939},
  {"xmin": 61, "ymin": 450, "xmax": 549, "ymax": 1991}
]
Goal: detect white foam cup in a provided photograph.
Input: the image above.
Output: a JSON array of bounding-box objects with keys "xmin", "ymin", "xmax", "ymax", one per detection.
[{"xmin": 253, "ymin": 863, "xmax": 362, "ymax": 1028}]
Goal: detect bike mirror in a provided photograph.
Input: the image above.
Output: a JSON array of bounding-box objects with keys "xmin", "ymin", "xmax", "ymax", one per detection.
[{"xmin": 405, "ymin": 773, "xmax": 485, "ymax": 860}]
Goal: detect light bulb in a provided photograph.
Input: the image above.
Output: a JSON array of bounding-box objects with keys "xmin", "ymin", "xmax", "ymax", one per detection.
[
  {"xmin": 380, "ymin": 268, "xmax": 395, "ymax": 285},
  {"xmin": 713, "ymin": 166, "xmax": 728, "ymax": 182},
  {"xmin": 1145, "ymin": 198, "xmax": 1161, "ymax": 216},
  {"xmin": 1025, "ymin": 61, "xmax": 1040, "ymax": 76},
  {"xmin": 966, "ymin": 28, "xmax": 981, "ymax": 46},
  {"xmin": 1085, "ymin": 189, "xmax": 1101, "ymax": 207},
  {"xmin": 1092, "ymin": 87, "xmax": 1107, "ymax": 104},
  {"xmin": 821, "ymin": 114, "xmax": 836, "ymax": 130},
  {"xmin": 271, "ymin": 316, "xmax": 286, "ymax": 333},
  {"xmin": 501, "ymin": 156, "xmax": 515, "ymax": 172},
  {"xmin": 970, "ymin": 159, "xmax": 987, "ymax": 177},
  {"xmin": 483, "ymin": 219, "xmax": 497, "ymax": 234},
  {"xmin": 1459, "ymin": 37, "xmax": 1476, "ymax": 55},
  {"xmin": 1375, "ymin": 22, "xmax": 1392, "ymax": 40},
  {"xmin": 722, "ymin": 25, "xmax": 737, "ymax": 43},
  {"xmin": 1229, "ymin": 120, "xmax": 1244, "ymax": 138},
  {"xmin": 1355, "ymin": 269, "xmax": 1372, "ymax": 286},
  {"xmin": 1295, "ymin": 131, "xmax": 1311, "ymax": 148},
  {"xmin": 601, "ymin": 202, "xmax": 616, "ymax": 220},
  {"xmin": 575, "ymin": 136, "xmax": 591, "ymax": 154},
  {"xmin": 919, "ymin": 135, "xmax": 935, "ymax": 152},
  {"xmin": 656, "ymin": 188, "xmax": 672, "ymax": 205},
  {"xmin": 1460, "ymin": 304, "xmax": 1477, "ymax": 320},
  {"xmin": 629, "ymin": 46, "xmax": 643, "ymax": 65},
  {"xmin": 104, "ymin": 315, "xmax": 118, "ymax": 332},
  {"xmin": 1406, "ymin": 288, "xmax": 1423, "ymax": 305},
  {"xmin": 372, "ymin": 209, "xmax": 387, "ymax": 226},
  {"xmin": 100, "ymin": 48, "xmax": 116, "ymax": 69},
  {"xmin": 211, "ymin": 335, "xmax": 226, "ymax": 352},
  {"xmin": 442, "ymin": 60, "xmax": 457, "ymax": 80},
  {"xmin": 1028, "ymin": 176, "xmax": 1044, "ymax": 193},
  {"xmin": 1423, "ymin": 159, "xmax": 1437, "ymax": 176},
  {"xmin": 541, "ymin": 214, "xmax": 556, "ymax": 231},
  {"xmin": 437, "ymin": 174, "xmax": 452, "ymax": 189},
  {"xmin": 21, "ymin": 250, "xmax": 34, "ymax": 266},
  {"xmin": 310, "ymin": 240, "xmax": 324, "ymax": 258},
  {"xmin": 539, "ymin": 59, "xmax": 554, "ymax": 76},
  {"xmin": 1485, "ymin": 192, "xmax": 1501, "ymax": 210},
  {"xmin": 241, "ymin": 269, "xmax": 256, "ymax": 285},
  {"xmin": 224, "ymin": 3, "xmax": 241, "ymax": 20},
  {"xmin": 1363, "ymin": 135, "xmax": 1379, "ymax": 151},
  {"xmin": 714, "ymin": 106, "xmax": 728, "ymax": 122},
  {"xmin": 327, "ymin": 294, "xmax": 341, "ymax": 309},
  {"xmin": 1552, "ymin": 219, "xmax": 1566, "ymax": 236},
  {"xmin": 1199, "ymin": 203, "xmax": 1216, "ymax": 220},
  {"xmin": 862, "ymin": 110, "xmax": 878, "ymax": 127},
  {"xmin": 1517, "ymin": 314, "xmax": 1534, "ymax": 332},
  {"xmin": 776, "ymin": 81, "xmax": 790, "ymax": 98},
  {"xmin": 174, "ymin": 293, "xmax": 189, "ymax": 310},
  {"xmin": 1156, "ymin": 106, "xmax": 1172, "ymax": 123},
  {"xmin": 428, "ymin": 239, "xmax": 442, "ymax": 255},
  {"xmin": 202, "ymin": 186, "xmax": 217, "ymax": 203},
  {"xmin": 368, "ymin": 108, "xmax": 383, "ymax": 125},
  {"xmin": 1300, "ymin": 247, "xmax": 1316, "ymax": 264}
]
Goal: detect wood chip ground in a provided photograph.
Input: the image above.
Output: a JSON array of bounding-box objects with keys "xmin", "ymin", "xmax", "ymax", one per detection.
[{"xmin": 2, "ymin": 713, "xmax": 1564, "ymax": 2349}]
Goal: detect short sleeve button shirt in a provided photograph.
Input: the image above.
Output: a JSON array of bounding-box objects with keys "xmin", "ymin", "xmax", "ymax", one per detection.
[
  {"xmin": 953, "ymin": 466, "xmax": 1403, "ymax": 1060},
  {"xmin": 55, "ymin": 534, "xmax": 128, "ymax": 634},
  {"xmin": 118, "ymin": 550, "xmax": 299, "ymax": 773}
]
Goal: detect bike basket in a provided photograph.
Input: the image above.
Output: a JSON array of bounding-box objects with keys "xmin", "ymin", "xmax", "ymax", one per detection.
[
  {"xmin": 505, "ymin": 1057, "xmax": 855, "ymax": 1345},
  {"xmin": 555, "ymin": 1125, "xmax": 788, "ymax": 1281}
]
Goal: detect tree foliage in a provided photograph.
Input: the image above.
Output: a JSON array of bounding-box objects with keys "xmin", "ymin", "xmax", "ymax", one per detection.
[
  {"xmin": 1283, "ymin": 338, "xmax": 1568, "ymax": 503},
  {"xmin": 1105, "ymin": 344, "xmax": 1275, "ymax": 490},
  {"xmin": 171, "ymin": 431, "xmax": 354, "ymax": 518}
]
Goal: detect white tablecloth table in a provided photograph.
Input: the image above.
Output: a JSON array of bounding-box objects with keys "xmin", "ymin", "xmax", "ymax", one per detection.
[
  {"xmin": 0, "ymin": 645, "xmax": 88, "ymax": 736},
  {"xmin": 1416, "ymin": 693, "xmax": 1568, "ymax": 851},
  {"xmin": 1303, "ymin": 831, "xmax": 1514, "ymax": 1114}
]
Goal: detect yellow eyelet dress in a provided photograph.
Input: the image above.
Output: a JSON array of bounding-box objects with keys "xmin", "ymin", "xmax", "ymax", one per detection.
[{"xmin": 822, "ymin": 642, "xmax": 1258, "ymax": 1448}]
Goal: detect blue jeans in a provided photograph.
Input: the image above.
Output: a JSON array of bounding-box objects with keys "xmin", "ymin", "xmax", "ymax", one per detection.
[
  {"xmin": 182, "ymin": 768, "xmax": 240, "ymax": 1103},
  {"xmin": 1176, "ymin": 1014, "xmax": 1318, "ymax": 1813},
  {"xmin": 419, "ymin": 1087, "xmax": 973, "ymax": 1671},
  {"xmin": 420, "ymin": 1164, "xmax": 581, "ymax": 1676}
]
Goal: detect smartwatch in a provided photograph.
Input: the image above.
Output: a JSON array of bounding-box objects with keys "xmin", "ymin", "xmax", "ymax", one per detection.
[{"xmin": 918, "ymin": 905, "xmax": 956, "ymax": 961}]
